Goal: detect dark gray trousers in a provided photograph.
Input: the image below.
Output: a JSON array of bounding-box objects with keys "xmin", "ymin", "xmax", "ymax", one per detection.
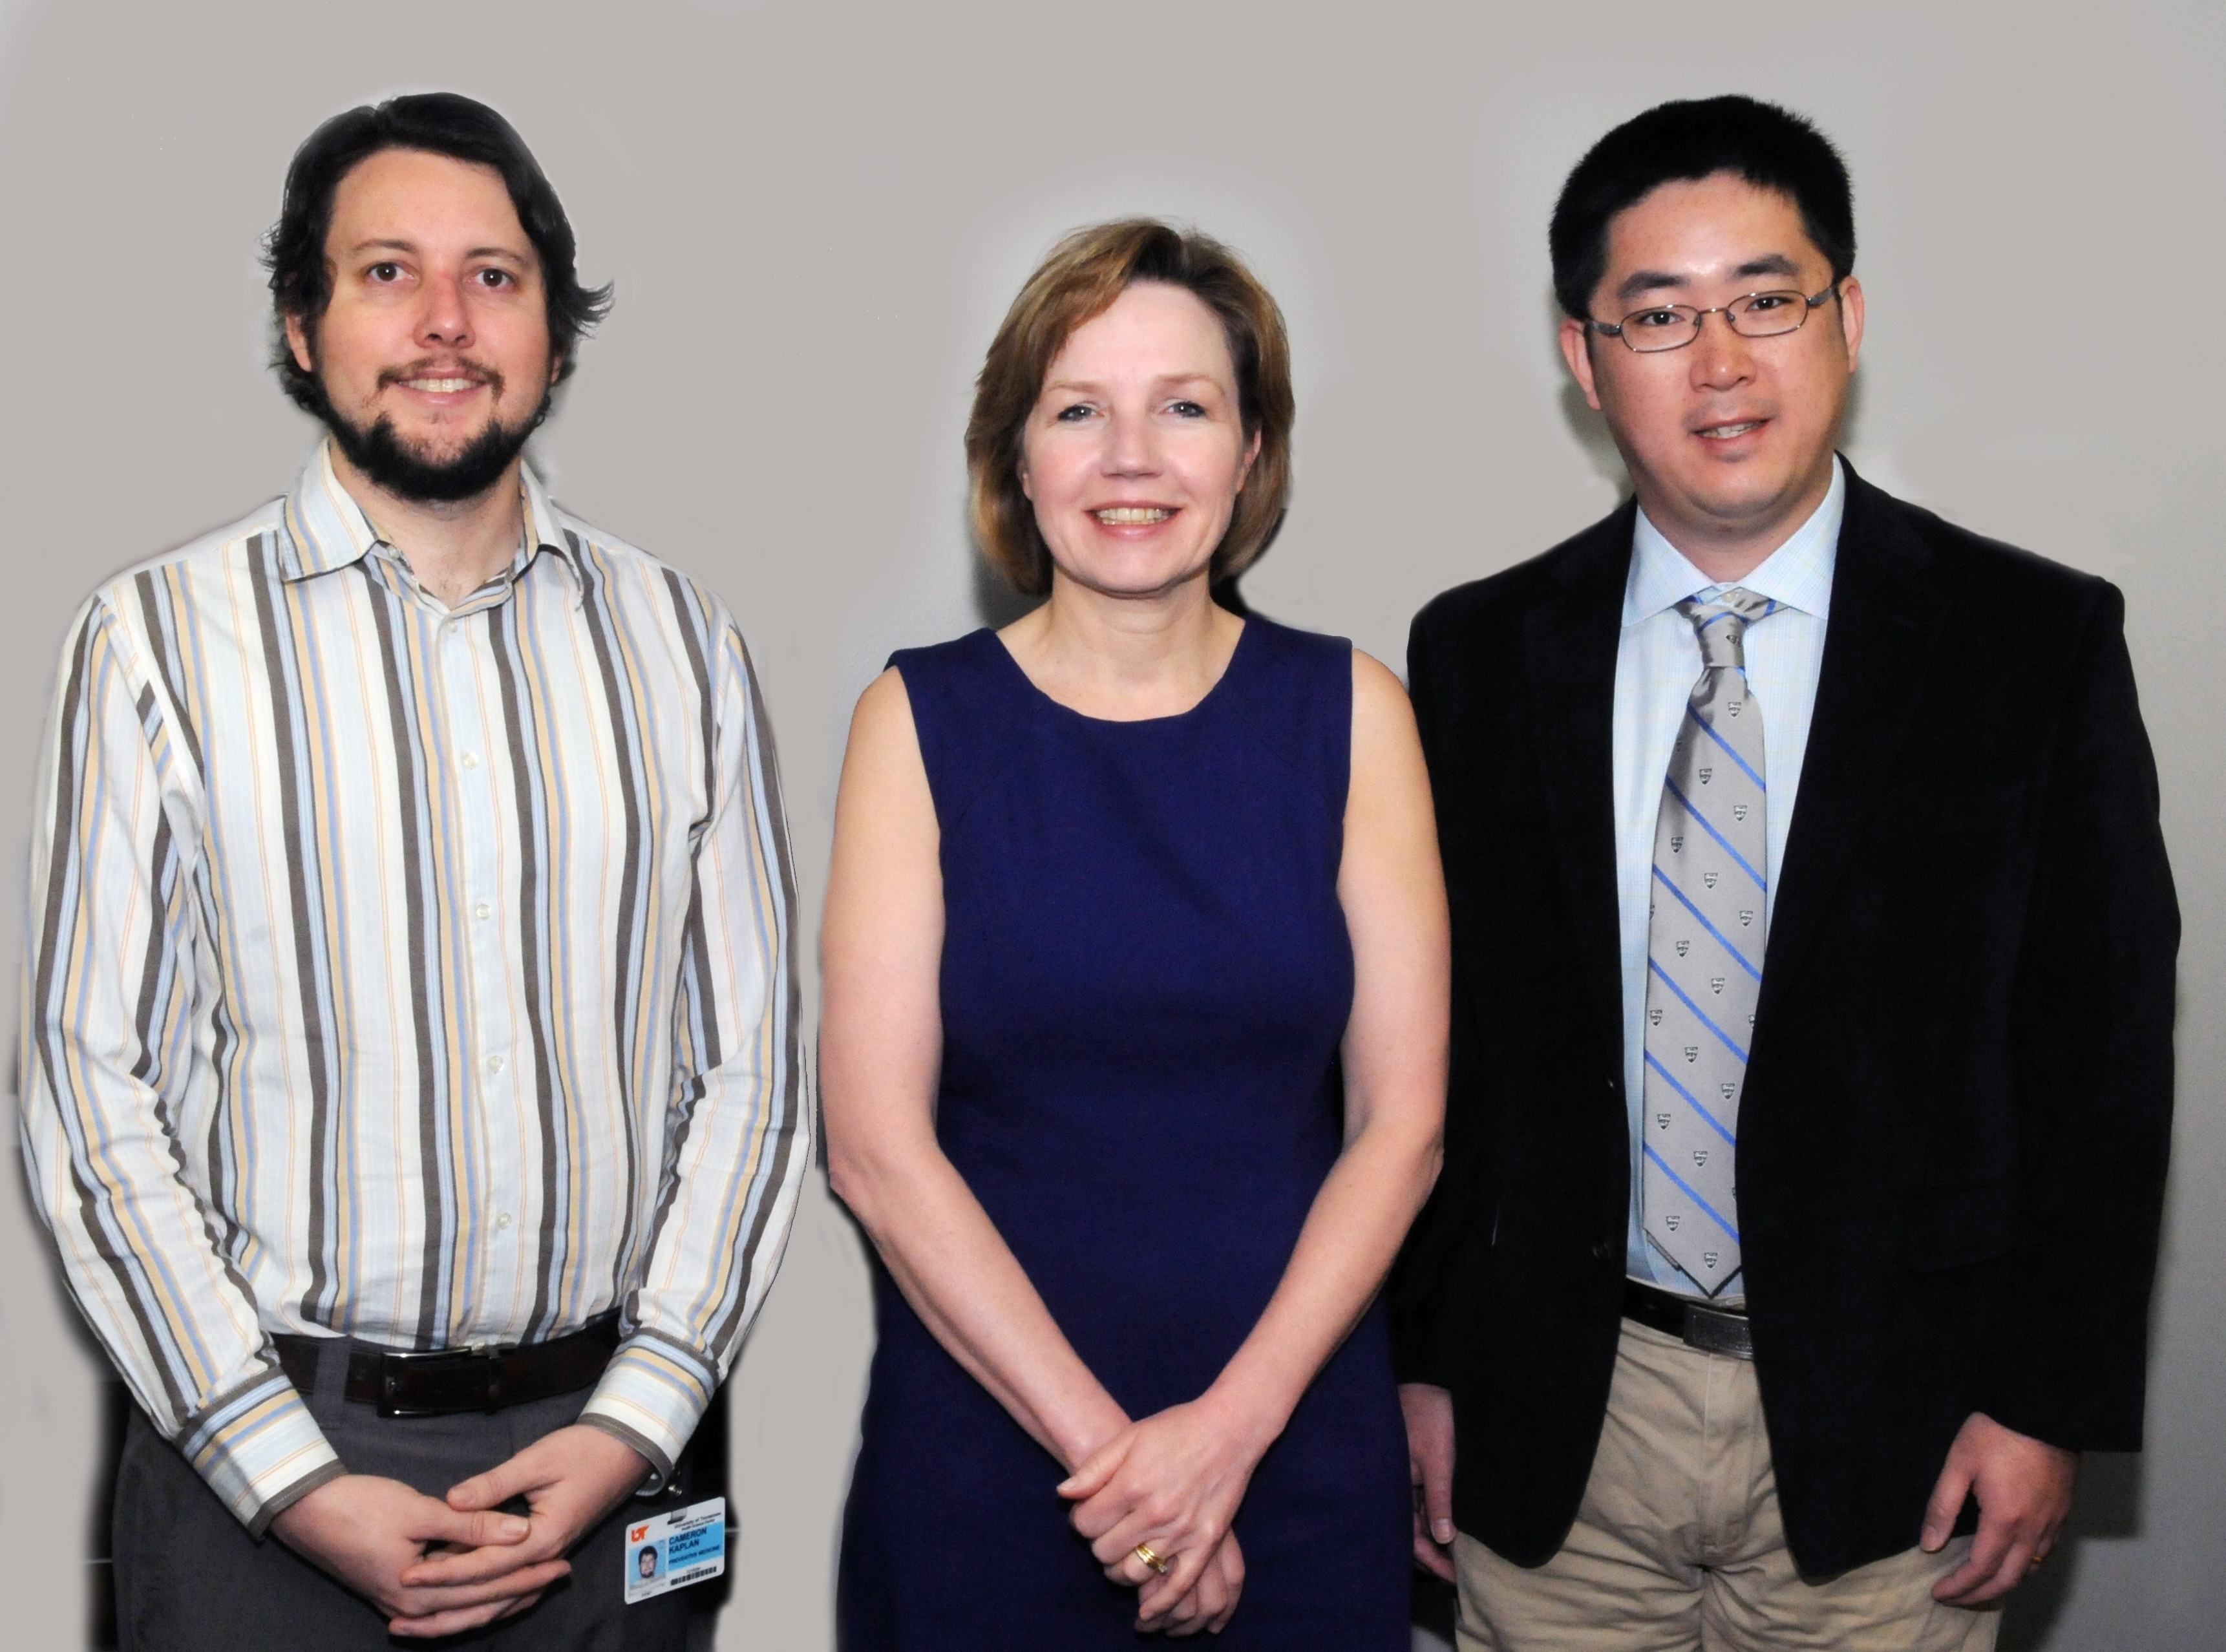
[{"xmin": 112, "ymin": 1335, "xmax": 717, "ymax": 1651}]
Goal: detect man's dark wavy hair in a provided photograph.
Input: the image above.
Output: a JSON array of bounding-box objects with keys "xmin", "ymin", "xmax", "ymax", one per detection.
[
  {"xmin": 263, "ymin": 92, "xmax": 613, "ymax": 414},
  {"xmin": 1549, "ymin": 95, "xmax": 1855, "ymax": 322}
]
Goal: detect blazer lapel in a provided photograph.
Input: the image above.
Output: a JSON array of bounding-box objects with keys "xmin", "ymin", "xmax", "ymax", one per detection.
[
  {"xmin": 1522, "ymin": 503, "xmax": 1635, "ymax": 1066},
  {"xmin": 1757, "ymin": 465, "xmax": 1951, "ymax": 1026}
]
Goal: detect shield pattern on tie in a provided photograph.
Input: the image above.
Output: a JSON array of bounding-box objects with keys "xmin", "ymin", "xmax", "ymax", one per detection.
[{"xmin": 1642, "ymin": 588, "xmax": 1774, "ymax": 1296}]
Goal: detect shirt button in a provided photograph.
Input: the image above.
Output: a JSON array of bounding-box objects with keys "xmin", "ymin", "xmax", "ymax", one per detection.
[
  {"xmin": 486, "ymin": 1054, "xmax": 505, "ymax": 1074},
  {"xmin": 495, "ymin": 1212, "xmax": 514, "ymax": 1231},
  {"xmin": 460, "ymin": 751, "xmax": 479, "ymax": 770},
  {"xmin": 474, "ymin": 902, "xmax": 492, "ymax": 920}
]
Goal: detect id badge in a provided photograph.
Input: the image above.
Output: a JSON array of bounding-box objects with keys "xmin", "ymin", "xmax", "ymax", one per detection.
[{"xmin": 623, "ymin": 1497, "xmax": 727, "ymax": 1605}]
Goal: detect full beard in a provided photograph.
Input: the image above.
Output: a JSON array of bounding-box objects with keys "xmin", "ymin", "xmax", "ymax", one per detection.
[{"xmin": 314, "ymin": 368, "xmax": 553, "ymax": 505}]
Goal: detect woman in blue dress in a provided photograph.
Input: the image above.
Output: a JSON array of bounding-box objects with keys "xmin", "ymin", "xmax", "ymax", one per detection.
[{"xmin": 823, "ymin": 220, "xmax": 1448, "ymax": 1647}]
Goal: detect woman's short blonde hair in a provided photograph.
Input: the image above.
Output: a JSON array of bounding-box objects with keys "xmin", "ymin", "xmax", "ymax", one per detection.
[{"xmin": 966, "ymin": 219, "xmax": 1295, "ymax": 597}]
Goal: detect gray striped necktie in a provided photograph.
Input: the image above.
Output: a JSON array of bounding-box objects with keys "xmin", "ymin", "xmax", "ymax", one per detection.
[{"xmin": 1642, "ymin": 587, "xmax": 1777, "ymax": 1297}]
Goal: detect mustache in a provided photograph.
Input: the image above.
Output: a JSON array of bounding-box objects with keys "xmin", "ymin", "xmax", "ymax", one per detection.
[{"xmin": 376, "ymin": 357, "xmax": 508, "ymax": 396}]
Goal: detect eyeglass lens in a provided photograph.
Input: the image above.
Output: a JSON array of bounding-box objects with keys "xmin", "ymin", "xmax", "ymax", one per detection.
[{"xmin": 1616, "ymin": 290, "xmax": 1814, "ymax": 353}]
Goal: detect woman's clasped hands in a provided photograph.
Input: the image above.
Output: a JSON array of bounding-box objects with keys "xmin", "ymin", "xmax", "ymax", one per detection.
[{"xmin": 1058, "ymin": 1394, "xmax": 1275, "ymax": 1637}]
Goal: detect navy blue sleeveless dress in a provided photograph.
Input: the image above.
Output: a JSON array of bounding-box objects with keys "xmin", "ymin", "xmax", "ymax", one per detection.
[{"xmin": 837, "ymin": 618, "xmax": 1410, "ymax": 1650}]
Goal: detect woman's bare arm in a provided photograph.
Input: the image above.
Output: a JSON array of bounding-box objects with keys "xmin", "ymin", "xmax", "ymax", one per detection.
[{"xmin": 820, "ymin": 668, "xmax": 1130, "ymax": 1470}]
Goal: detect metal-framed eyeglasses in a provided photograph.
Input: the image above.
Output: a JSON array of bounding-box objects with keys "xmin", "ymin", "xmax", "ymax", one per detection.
[{"xmin": 1590, "ymin": 284, "xmax": 1838, "ymax": 354}]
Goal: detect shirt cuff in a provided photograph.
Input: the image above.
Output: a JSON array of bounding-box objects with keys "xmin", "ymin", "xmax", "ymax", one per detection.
[
  {"xmin": 176, "ymin": 1368, "xmax": 344, "ymax": 1536},
  {"xmin": 577, "ymin": 1335, "xmax": 716, "ymax": 1490}
]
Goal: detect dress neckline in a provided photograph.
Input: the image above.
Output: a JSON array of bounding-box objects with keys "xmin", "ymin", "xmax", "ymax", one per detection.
[{"xmin": 985, "ymin": 618, "xmax": 1256, "ymax": 728}]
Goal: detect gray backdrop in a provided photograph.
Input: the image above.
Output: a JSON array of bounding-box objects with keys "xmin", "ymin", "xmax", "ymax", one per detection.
[{"xmin": 0, "ymin": 2, "xmax": 2216, "ymax": 1647}]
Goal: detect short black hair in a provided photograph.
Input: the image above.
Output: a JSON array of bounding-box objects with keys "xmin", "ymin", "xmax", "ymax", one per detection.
[
  {"xmin": 263, "ymin": 92, "xmax": 613, "ymax": 414},
  {"xmin": 1549, "ymin": 95, "xmax": 1855, "ymax": 321}
]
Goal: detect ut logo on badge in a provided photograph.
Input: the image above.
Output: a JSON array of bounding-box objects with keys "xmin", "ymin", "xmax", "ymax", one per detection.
[{"xmin": 631, "ymin": 1524, "xmax": 650, "ymax": 1543}]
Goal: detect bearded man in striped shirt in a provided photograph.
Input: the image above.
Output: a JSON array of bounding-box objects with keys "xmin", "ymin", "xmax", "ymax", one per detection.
[{"xmin": 19, "ymin": 93, "xmax": 807, "ymax": 1649}]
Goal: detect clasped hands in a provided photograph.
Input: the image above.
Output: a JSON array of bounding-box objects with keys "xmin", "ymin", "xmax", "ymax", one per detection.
[
  {"xmin": 1059, "ymin": 1395, "xmax": 1269, "ymax": 1638},
  {"xmin": 270, "ymin": 1423, "xmax": 649, "ymax": 1639}
]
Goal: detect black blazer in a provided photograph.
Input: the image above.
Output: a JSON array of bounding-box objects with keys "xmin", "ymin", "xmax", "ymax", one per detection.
[{"xmin": 1390, "ymin": 463, "xmax": 2178, "ymax": 1577}]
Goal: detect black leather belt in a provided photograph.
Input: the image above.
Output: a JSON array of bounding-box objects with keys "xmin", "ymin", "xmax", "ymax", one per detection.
[
  {"xmin": 273, "ymin": 1314, "xmax": 620, "ymax": 1417},
  {"xmin": 1623, "ymin": 1278, "xmax": 1754, "ymax": 1361}
]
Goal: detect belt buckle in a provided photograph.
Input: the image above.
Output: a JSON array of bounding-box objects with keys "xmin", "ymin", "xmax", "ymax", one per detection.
[
  {"xmin": 377, "ymin": 1344, "xmax": 504, "ymax": 1418},
  {"xmin": 1680, "ymin": 1302, "xmax": 1754, "ymax": 1361}
]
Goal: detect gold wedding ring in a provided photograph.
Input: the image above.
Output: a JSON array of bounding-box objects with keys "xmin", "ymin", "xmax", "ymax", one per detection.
[{"xmin": 1133, "ymin": 1541, "xmax": 1171, "ymax": 1576}]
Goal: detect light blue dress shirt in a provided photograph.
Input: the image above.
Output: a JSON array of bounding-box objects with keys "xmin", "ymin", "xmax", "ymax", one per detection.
[{"xmin": 1615, "ymin": 458, "xmax": 1844, "ymax": 1299}]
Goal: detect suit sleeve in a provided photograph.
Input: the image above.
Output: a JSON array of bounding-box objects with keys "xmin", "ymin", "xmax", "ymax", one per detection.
[
  {"xmin": 1991, "ymin": 582, "xmax": 2177, "ymax": 1450},
  {"xmin": 1388, "ymin": 611, "xmax": 1489, "ymax": 1386}
]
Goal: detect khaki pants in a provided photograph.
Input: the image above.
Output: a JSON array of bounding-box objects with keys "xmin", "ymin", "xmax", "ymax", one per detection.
[{"xmin": 1454, "ymin": 1320, "xmax": 1999, "ymax": 1652}]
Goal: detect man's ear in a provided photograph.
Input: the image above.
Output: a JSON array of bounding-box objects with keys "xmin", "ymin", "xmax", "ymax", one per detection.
[
  {"xmin": 1558, "ymin": 316, "xmax": 1604, "ymax": 412},
  {"xmin": 283, "ymin": 311, "xmax": 316, "ymax": 376},
  {"xmin": 1835, "ymin": 277, "xmax": 1866, "ymax": 376}
]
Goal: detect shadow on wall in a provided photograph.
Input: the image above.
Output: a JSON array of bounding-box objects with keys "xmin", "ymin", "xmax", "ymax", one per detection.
[
  {"xmin": 1997, "ymin": 1452, "xmax": 2145, "ymax": 1650},
  {"xmin": 9, "ymin": 1166, "xmax": 130, "ymax": 1651},
  {"xmin": 1560, "ymin": 375, "xmax": 1630, "ymax": 503},
  {"xmin": 971, "ymin": 548, "xmax": 1036, "ymax": 630}
]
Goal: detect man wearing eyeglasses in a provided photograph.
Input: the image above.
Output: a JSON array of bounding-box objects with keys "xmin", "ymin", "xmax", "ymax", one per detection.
[{"xmin": 1394, "ymin": 96, "xmax": 2176, "ymax": 1649}]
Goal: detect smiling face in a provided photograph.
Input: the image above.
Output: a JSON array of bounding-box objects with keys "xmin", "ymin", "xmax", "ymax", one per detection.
[
  {"xmin": 1018, "ymin": 282, "xmax": 1260, "ymax": 602},
  {"xmin": 284, "ymin": 147, "xmax": 555, "ymax": 501},
  {"xmin": 1560, "ymin": 171, "xmax": 1864, "ymax": 568}
]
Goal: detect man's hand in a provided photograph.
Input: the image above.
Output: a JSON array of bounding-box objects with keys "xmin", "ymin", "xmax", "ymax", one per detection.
[
  {"xmin": 271, "ymin": 1472, "xmax": 564, "ymax": 1636},
  {"xmin": 1922, "ymin": 1411, "xmax": 2077, "ymax": 1605},
  {"xmin": 1401, "ymin": 1382, "xmax": 1457, "ymax": 1581},
  {"xmin": 393, "ymin": 1424, "xmax": 652, "ymax": 1638}
]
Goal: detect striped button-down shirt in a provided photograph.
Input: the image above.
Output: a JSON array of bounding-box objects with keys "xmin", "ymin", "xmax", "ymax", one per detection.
[
  {"xmin": 19, "ymin": 443, "xmax": 807, "ymax": 1532},
  {"xmin": 1614, "ymin": 456, "xmax": 1843, "ymax": 1297}
]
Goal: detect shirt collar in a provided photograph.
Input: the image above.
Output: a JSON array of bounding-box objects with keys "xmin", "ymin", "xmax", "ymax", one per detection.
[
  {"xmin": 278, "ymin": 438, "xmax": 581, "ymax": 590},
  {"xmin": 1622, "ymin": 454, "xmax": 1843, "ymax": 627}
]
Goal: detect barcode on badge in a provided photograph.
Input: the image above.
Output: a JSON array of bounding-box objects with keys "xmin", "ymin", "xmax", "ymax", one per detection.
[{"xmin": 623, "ymin": 1496, "xmax": 727, "ymax": 1605}]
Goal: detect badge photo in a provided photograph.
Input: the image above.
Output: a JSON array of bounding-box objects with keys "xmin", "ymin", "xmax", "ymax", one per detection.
[{"xmin": 623, "ymin": 1496, "xmax": 728, "ymax": 1606}]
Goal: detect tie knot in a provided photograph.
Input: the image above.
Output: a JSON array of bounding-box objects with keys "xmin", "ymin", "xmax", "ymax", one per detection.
[{"xmin": 1675, "ymin": 588, "xmax": 1776, "ymax": 670}]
